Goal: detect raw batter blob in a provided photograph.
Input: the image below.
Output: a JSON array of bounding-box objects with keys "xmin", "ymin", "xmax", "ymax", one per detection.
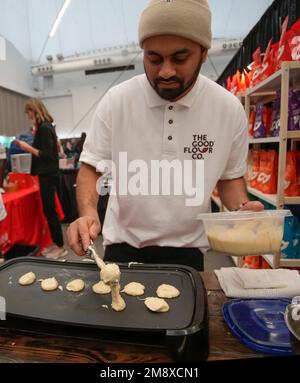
[
  {"xmin": 111, "ymin": 282, "xmax": 126, "ymax": 312},
  {"xmin": 92, "ymin": 280, "xmax": 111, "ymax": 294},
  {"xmin": 122, "ymin": 282, "xmax": 145, "ymax": 296},
  {"xmin": 66, "ymin": 279, "xmax": 85, "ymax": 292},
  {"xmin": 156, "ymin": 284, "xmax": 180, "ymax": 299},
  {"xmin": 18, "ymin": 272, "xmax": 36, "ymax": 286},
  {"xmin": 41, "ymin": 277, "xmax": 59, "ymax": 291},
  {"xmin": 144, "ymin": 297, "xmax": 169, "ymax": 313},
  {"xmin": 100, "ymin": 263, "xmax": 121, "ymax": 284}
]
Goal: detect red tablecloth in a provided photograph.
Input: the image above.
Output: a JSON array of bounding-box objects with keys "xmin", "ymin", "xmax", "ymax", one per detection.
[{"xmin": 0, "ymin": 176, "xmax": 65, "ymax": 254}]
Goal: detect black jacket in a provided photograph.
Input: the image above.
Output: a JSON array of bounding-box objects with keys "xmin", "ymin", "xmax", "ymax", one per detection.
[{"xmin": 31, "ymin": 122, "xmax": 59, "ymax": 176}]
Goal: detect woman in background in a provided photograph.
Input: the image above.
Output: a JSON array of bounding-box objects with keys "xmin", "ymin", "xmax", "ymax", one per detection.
[{"xmin": 15, "ymin": 98, "xmax": 67, "ymax": 259}]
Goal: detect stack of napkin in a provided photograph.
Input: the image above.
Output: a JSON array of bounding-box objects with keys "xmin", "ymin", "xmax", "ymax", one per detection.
[{"xmin": 214, "ymin": 268, "xmax": 300, "ymax": 298}]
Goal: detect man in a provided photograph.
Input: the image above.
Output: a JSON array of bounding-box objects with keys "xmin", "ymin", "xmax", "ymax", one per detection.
[{"xmin": 68, "ymin": 0, "xmax": 263, "ymax": 270}]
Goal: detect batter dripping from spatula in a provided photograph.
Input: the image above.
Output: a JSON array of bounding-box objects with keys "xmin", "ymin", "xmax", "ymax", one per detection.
[{"xmin": 87, "ymin": 243, "xmax": 126, "ymax": 311}]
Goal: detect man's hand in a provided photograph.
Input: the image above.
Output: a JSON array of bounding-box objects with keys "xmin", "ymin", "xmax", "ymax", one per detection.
[
  {"xmin": 67, "ymin": 216, "xmax": 101, "ymax": 256},
  {"xmin": 239, "ymin": 201, "xmax": 264, "ymax": 212}
]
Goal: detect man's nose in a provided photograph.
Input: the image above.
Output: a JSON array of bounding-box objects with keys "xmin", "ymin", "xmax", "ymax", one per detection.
[{"xmin": 158, "ymin": 60, "xmax": 176, "ymax": 79}]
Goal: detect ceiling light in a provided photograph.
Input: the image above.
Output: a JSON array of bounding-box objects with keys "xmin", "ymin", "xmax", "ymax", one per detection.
[{"xmin": 49, "ymin": 0, "xmax": 71, "ymax": 37}]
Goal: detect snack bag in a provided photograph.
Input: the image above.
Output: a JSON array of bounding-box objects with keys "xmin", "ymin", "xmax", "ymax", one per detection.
[
  {"xmin": 249, "ymin": 109, "xmax": 256, "ymax": 137},
  {"xmin": 257, "ymin": 150, "xmax": 278, "ymax": 194},
  {"xmin": 248, "ymin": 150, "xmax": 260, "ymax": 188},
  {"xmin": 259, "ymin": 38, "xmax": 275, "ymax": 82},
  {"xmin": 255, "ymin": 150, "xmax": 266, "ymax": 191},
  {"xmin": 270, "ymin": 92, "xmax": 281, "ymax": 137},
  {"xmin": 226, "ymin": 76, "xmax": 231, "ymax": 91},
  {"xmin": 288, "ymin": 90, "xmax": 300, "ymax": 131},
  {"xmin": 237, "ymin": 70, "xmax": 246, "ymax": 94},
  {"xmin": 264, "ymin": 103, "xmax": 273, "ymax": 137},
  {"xmin": 253, "ymin": 102, "xmax": 266, "ymax": 138},
  {"xmin": 290, "ymin": 19, "xmax": 300, "ymax": 61},
  {"xmin": 242, "ymin": 256, "xmax": 263, "ymax": 269},
  {"xmin": 293, "ymin": 150, "xmax": 300, "ymax": 195},
  {"xmin": 275, "ymin": 16, "xmax": 292, "ymax": 71},
  {"xmin": 230, "ymin": 73, "xmax": 238, "ymax": 95},
  {"xmin": 284, "ymin": 151, "xmax": 298, "ymax": 196},
  {"xmin": 250, "ymin": 47, "xmax": 262, "ymax": 88},
  {"xmin": 244, "ymin": 69, "xmax": 251, "ymax": 90}
]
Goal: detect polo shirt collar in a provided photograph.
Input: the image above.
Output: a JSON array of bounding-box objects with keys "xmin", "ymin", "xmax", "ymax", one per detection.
[{"xmin": 143, "ymin": 74, "xmax": 202, "ymax": 109}]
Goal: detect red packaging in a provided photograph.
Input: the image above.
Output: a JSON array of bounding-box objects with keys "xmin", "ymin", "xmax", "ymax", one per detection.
[
  {"xmin": 237, "ymin": 70, "xmax": 246, "ymax": 93},
  {"xmin": 291, "ymin": 150, "xmax": 300, "ymax": 195},
  {"xmin": 276, "ymin": 16, "xmax": 292, "ymax": 70},
  {"xmin": 284, "ymin": 151, "xmax": 298, "ymax": 196},
  {"xmin": 256, "ymin": 150, "xmax": 278, "ymax": 194},
  {"xmin": 230, "ymin": 73, "xmax": 238, "ymax": 95},
  {"xmin": 250, "ymin": 47, "xmax": 262, "ymax": 87},
  {"xmin": 289, "ymin": 19, "xmax": 300, "ymax": 61},
  {"xmin": 249, "ymin": 109, "xmax": 256, "ymax": 137},
  {"xmin": 249, "ymin": 150, "xmax": 261, "ymax": 188},
  {"xmin": 259, "ymin": 39, "xmax": 275, "ymax": 82},
  {"xmin": 244, "ymin": 69, "xmax": 252, "ymax": 89},
  {"xmin": 264, "ymin": 105, "xmax": 273, "ymax": 137},
  {"xmin": 242, "ymin": 256, "xmax": 263, "ymax": 269},
  {"xmin": 226, "ymin": 76, "xmax": 231, "ymax": 91}
]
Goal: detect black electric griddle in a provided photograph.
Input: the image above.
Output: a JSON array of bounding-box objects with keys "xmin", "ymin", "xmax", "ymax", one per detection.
[{"xmin": 0, "ymin": 257, "xmax": 209, "ymax": 361}]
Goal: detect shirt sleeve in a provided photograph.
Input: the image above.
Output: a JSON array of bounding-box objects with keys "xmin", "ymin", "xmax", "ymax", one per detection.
[
  {"xmin": 79, "ymin": 92, "xmax": 112, "ymax": 171},
  {"xmin": 220, "ymin": 102, "xmax": 249, "ymax": 180}
]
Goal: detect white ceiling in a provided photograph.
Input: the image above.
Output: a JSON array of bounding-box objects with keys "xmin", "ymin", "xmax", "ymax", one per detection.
[{"xmin": 0, "ymin": 0, "xmax": 274, "ymax": 64}]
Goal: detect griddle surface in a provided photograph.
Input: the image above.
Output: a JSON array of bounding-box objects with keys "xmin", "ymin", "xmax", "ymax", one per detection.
[{"xmin": 0, "ymin": 258, "xmax": 200, "ymax": 332}]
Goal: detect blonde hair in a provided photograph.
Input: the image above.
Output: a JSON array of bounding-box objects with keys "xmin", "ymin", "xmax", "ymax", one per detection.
[{"xmin": 25, "ymin": 98, "xmax": 54, "ymax": 125}]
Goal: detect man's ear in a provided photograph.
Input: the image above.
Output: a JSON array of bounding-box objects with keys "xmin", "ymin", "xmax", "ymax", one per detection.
[{"xmin": 201, "ymin": 48, "xmax": 208, "ymax": 64}]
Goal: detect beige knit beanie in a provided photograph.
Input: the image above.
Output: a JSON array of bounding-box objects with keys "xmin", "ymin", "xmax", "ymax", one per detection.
[{"xmin": 138, "ymin": 0, "xmax": 212, "ymax": 49}]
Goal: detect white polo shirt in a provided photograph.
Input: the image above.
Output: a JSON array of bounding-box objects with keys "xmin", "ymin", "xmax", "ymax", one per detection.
[{"xmin": 80, "ymin": 74, "xmax": 248, "ymax": 250}]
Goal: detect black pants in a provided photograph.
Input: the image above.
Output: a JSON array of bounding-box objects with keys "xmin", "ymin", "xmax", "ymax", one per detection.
[
  {"xmin": 39, "ymin": 173, "xmax": 64, "ymax": 247},
  {"xmin": 104, "ymin": 243, "xmax": 204, "ymax": 271}
]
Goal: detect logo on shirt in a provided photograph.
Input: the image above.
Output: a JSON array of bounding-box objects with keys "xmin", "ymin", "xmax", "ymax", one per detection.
[{"xmin": 184, "ymin": 135, "xmax": 215, "ymax": 160}]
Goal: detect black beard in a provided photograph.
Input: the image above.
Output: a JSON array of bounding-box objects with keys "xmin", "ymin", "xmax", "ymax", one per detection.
[{"xmin": 145, "ymin": 56, "xmax": 203, "ymax": 102}]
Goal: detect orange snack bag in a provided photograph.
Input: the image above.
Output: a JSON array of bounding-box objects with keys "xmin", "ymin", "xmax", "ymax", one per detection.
[
  {"xmin": 242, "ymin": 256, "xmax": 262, "ymax": 269},
  {"xmin": 291, "ymin": 151, "xmax": 300, "ymax": 195},
  {"xmin": 248, "ymin": 150, "xmax": 261, "ymax": 188},
  {"xmin": 249, "ymin": 109, "xmax": 256, "ymax": 137},
  {"xmin": 275, "ymin": 16, "xmax": 292, "ymax": 71},
  {"xmin": 237, "ymin": 70, "xmax": 246, "ymax": 93},
  {"xmin": 250, "ymin": 47, "xmax": 262, "ymax": 87},
  {"xmin": 244, "ymin": 69, "xmax": 252, "ymax": 90},
  {"xmin": 284, "ymin": 151, "xmax": 298, "ymax": 196},
  {"xmin": 230, "ymin": 73, "xmax": 238, "ymax": 95},
  {"xmin": 259, "ymin": 39, "xmax": 275, "ymax": 82},
  {"xmin": 256, "ymin": 150, "xmax": 278, "ymax": 194}
]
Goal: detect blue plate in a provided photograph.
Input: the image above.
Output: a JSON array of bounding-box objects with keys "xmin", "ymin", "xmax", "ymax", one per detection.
[{"xmin": 223, "ymin": 299, "xmax": 292, "ymax": 355}]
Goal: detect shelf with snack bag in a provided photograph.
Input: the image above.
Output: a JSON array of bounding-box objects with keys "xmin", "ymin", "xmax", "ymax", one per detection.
[
  {"xmin": 225, "ymin": 16, "xmax": 300, "ymax": 269},
  {"xmin": 249, "ymin": 137, "xmax": 280, "ymax": 144}
]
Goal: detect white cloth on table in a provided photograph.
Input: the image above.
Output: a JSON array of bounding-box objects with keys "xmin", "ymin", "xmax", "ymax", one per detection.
[{"xmin": 214, "ymin": 267, "xmax": 300, "ymax": 298}]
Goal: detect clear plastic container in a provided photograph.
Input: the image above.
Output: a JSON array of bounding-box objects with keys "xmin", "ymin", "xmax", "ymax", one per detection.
[
  {"xmin": 11, "ymin": 153, "xmax": 32, "ymax": 173},
  {"xmin": 197, "ymin": 210, "xmax": 292, "ymax": 256}
]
